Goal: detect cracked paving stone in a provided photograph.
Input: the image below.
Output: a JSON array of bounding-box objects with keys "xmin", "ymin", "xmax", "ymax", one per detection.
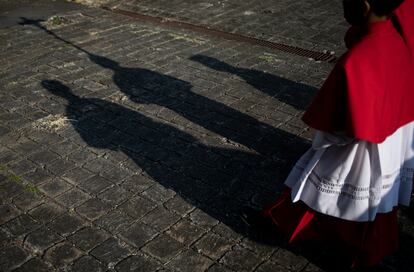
[
  {"xmin": 116, "ymin": 254, "xmax": 161, "ymax": 272},
  {"xmin": 90, "ymin": 237, "xmax": 131, "ymax": 264},
  {"xmin": 0, "ymin": 204, "xmax": 20, "ymax": 224},
  {"xmin": 142, "ymin": 234, "xmax": 184, "ymax": 263},
  {"xmin": 118, "ymin": 195, "xmax": 157, "ymax": 219},
  {"xmin": 55, "ymin": 187, "xmax": 90, "ymax": 208},
  {"xmin": 24, "ymin": 227, "xmax": 63, "ymax": 253},
  {"xmin": 69, "ymin": 226, "xmax": 110, "ymax": 251},
  {"xmin": 44, "ymin": 241, "xmax": 84, "ymax": 268},
  {"xmin": 141, "ymin": 206, "xmax": 181, "ymax": 231},
  {"xmin": 3, "ymin": 214, "xmax": 40, "ymax": 238},
  {"xmin": 76, "ymin": 198, "xmax": 111, "ymax": 220},
  {"xmin": 77, "ymin": 175, "xmax": 113, "ymax": 195},
  {"xmin": 119, "ymin": 221, "xmax": 158, "ymax": 248},
  {"xmin": 194, "ymin": 232, "xmax": 233, "ymax": 260},
  {"xmin": 47, "ymin": 213, "xmax": 86, "ymax": 237},
  {"xmin": 166, "ymin": 219, "xmax": 206, "ymax": 246},
  {"xmin": 270, "ymin": 248, "xmax": 309, "ymax": 271},
  {"xmin": 39, "ymin": 178, "xmax": 73, "ymax": 197},
  {"xmin": 70, "ymin": 255, "xmax": 106, "ymax": 272},
  {"xmin": 220, "ymin": 246, "xmax": 263, "ymax": 272},
  {"xmin": 94, "ymin": 210, "xmax": 135, "ymax": 234},
  {"xmin": 167, "ymin": 249, "xmax": 213, "ymax": 272},
  {"xmin": 13, "ymin": 257, "xmax": 53, "ymax": 272},
  {"xmin": 0, "ymin": 245, "xmax": 31, "ymax": 271},
  {"xmin": 28, "ymin": 202, "xmax": 65, "ymax": 224}
]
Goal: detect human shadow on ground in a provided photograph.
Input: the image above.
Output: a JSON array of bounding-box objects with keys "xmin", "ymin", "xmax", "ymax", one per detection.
[
  {"xmin": 42, "ymin": 79, "xmax": 308, "ymax": 237},
  {"xmin": 189, "ymin": 54, "xmax": 317, "ymax": 110}
]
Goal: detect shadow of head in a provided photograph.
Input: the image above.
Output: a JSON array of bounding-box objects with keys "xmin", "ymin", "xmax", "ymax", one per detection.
[
  {"xmin": 189, "ymin": 54, "xmax": 236, "ymax": 73},
  {"xmin": 18, "ymin": 17, "xmax": 44, "ymax": 27},
  {"xmin": 89, "ymin": 53, "xmax": 120, "ymax": 70},
  {"xmin": 42, "ymin": 80, "xmax": 75, "ymax": 100}
]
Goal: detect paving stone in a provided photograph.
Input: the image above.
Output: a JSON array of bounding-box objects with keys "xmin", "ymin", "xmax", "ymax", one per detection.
[
  {"xmin": 119, "ymin": 221, "xmax": 157, "ymax": 248},
  {"xmin": 44, "ymin": 241, "xmax": 84, "ymax": 268},
  {"xmin": 3, "ymin": 214, "xmax": 40, "ymax": 238},
  {"xmin": 55, "ymin": 188, "xmax": 90, "ymax": 208},
  {"xmin": 115, "ymin": 254, "xmax": 161, "ymax": 272},
  {"xmin": 165, "ymin": 195, "xmax": 194, "ymax": 216},
  {"xmin": 14, "ymin": 257, "xmax": 54, "ymax": 272},
  {"xmin": 8, "ymin": 159, "xmax": 37, "ymax": 175},
  {"xmin": 255, "ymin": 261, "xmax": 291, "ymax": 272},
  {"xmin": 62, "ymin": 167, "xmax": 95, "ymax": 185},
  {"xmin": 94, "ymin": 210, "xmax": 135, "ymax": 234},
  {"xmin": 99, "ymin": 185, "xmax": 133, "ymax": 206},
  {"xmin": 28, "ymin": 202, "xmax": 65, "ymax": 224},
  {"xmin": 121, "ymin": 174, "xmax": 154, "ymax": 193},
  {"xmin": 27, "ymin": 149, "xmax": 60, "ymax": 166},
  {"xmin": 168, "ymin": 249, "xmax": 213, "ymax": 272},
  {"xmin": 194, "ymin": 232, "xmax": 233, "ymax": 260},
  {"xmin": 0, "ymin": 245, "xmax": 30, "ymax": 271},
  {"xmin": 189, "ymin": 209, "xmax": 219, "ymax": 229},
  {"xmin": 220, "ymin": 246, "xmax": 262, "ymax": 271},
  {"xmin": 270, "ymin": 248, "xmax": 309, "ymax": 271},
  {"xmin": 207, "ymin": 264, "xmax": 235, "ymax": 272},
  {"xmin": 76, "ymin": 198, "xmax": 111, "ymax": 220},
  {"xmin": 0, "ymin": 203, "xmax": 20, "ymax": 224},
  {"xmin": 142, "ymin": 234, "xmax": 184, "ymax": 263},
  {"xmin": 0, "ymin": 180, "xmax": 25, "ymax": 202},
  {"xmin": 78, "ymin": 175, "xmax": 113, "ymax": 195},
  {"xmin": 47, "ymin": 213, "xmax": 86, "ymax": 237},
  {"xmin": 90, "ymin": 237, "xmax": 131, "ymax": 264},
  {"xmin": 23, "ymin": 168, "xmax": 54, "ymax": 185},
  {"xmin": 0, "ymin": 227, "xmax": 11, "ymax": 246},
  {"xmin": 24, "ymin": 227, "xmax": 62, "ymax": 253},
  {"xmin": 46, "ymin": 159, "xmax": 77, "ymax": 175},
  {"xmin": 100, "ymin": 166, "xmax": 132, "ymax": 183},
  {"xmin": 12, "ymin": 190, "xmax": 43, "ymax": 211},
  {"xmin": 166, "ymin": 219, "xmax": 206, "ymax": 246},
  {"xmin": 83, "ymin": 157, "xmax": 115, "ymax": 174},
  {"xmin": 212, "ymin": 223, "xmax": 243, "ymax": 242},
  {"xmin": 141, "ymin": 183, "xmax": 176, "ymax": 203},
  {"xmin": 67, "ymin": 149, "xmax": 97, "ymax": 166},
  {"xmin": 118, "ymin": 195, "xmax": 157, "ymax": 219},
  {"xmin": 69, "ymin": 226, "xmax": 110, "ymax": 251},
  {"xmin": 49, "ymin": 140, "xmax": 80, "ymax": 156},
  {"xmin": 70, "ymin": 255, "xmax": 106, "ymax": 272},
  {"xmin": 141, "ymin": 206, "xmax": 181, "ymax": 231},
  {"xmin": 39, "ymin": 178, "xmax": 73, "ymax": 197}
]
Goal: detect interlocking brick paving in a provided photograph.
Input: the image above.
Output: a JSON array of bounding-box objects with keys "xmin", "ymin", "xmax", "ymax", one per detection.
[{"xmin": 1, "ymin": 1, "xmax": 413, "ymax": 272}]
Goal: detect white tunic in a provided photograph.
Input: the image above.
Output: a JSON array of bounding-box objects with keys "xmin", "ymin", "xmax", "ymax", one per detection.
[{"xmin": 286, "ymin": 122, "xmax": 414, "ymax": 222}]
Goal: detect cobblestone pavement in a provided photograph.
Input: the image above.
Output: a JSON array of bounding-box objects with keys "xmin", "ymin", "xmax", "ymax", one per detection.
[
  {"xmin": 102, "ymin": 0, "xmax": 348, "ymax": 55},
  {"xmin": 1, "ymin": 1, "xmax": 414, "ymax": 272}
]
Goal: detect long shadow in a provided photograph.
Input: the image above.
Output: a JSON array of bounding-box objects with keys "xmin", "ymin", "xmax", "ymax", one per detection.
[
  {"xmin": 42, "ymin": 79, "xmax": 309, "ymax": 235},
  {"xmin": 19, "ymin": 16, "xmax": 313, "ymax": 158},
  {"xmin": 189, "ymin": 54, "xmax": 317, "ymax": 110}
]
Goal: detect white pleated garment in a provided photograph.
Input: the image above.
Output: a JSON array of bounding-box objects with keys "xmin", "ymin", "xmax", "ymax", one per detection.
[{"xmin": 285, "ymin": 121, "xmax": 414, "ymax": 222}]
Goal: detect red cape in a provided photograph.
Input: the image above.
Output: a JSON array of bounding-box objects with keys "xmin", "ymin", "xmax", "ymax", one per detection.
[
  {"xmin": 396, "ymin": 0, "xmax": 414, "ymax": 57},
  {"xmin": 302, "ymin": 16, "xmax": 414, "ymax": 143}
]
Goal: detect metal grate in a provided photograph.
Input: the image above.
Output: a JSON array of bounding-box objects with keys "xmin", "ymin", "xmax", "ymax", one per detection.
[{"xmin": 105, "ymin": 7, "xmax": 337, "ymax": 63}]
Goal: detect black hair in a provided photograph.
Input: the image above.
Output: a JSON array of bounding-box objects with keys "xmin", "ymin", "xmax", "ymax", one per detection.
[
  {"xmin": 368, "ymin": 0, "xmax": 404, "ymax": 16},
  {"xmin": 343, "ymin": 0, "xmax": 404, "ymax": 26}
]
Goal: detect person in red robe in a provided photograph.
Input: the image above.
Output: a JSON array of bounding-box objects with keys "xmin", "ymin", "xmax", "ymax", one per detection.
[{"xmin": 261, "ymin": 0, "xmax": 414, "ymax": 269}]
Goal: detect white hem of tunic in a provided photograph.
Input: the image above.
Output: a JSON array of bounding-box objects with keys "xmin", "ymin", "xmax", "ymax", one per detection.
[{"xmin": 285, "ymin": 122, "xmax": 414, "ymax": 222}]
